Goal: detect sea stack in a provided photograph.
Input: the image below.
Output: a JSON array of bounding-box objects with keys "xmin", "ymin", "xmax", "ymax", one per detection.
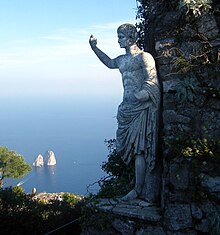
[
  {"xmin": 33, "ymin": 154, "xmax": 44, "ymax": 167},
  {"xmin": 45, "ymin": 150, "xmax": 56, "ymax": 166}
]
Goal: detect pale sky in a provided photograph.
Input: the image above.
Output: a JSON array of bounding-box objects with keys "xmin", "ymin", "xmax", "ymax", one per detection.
[{"xmin": 0, "ymin": 0, "xmax": 137, "ymax": 98}]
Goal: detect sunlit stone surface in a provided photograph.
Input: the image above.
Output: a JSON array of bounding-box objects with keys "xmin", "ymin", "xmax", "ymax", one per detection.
[
  {"xmin": 45, "ymin": 150, "xmax": 56, "ymax": 166},
  {"xmin": 33, "ymin": 154, "xmax": 44, "ymax": 167}
]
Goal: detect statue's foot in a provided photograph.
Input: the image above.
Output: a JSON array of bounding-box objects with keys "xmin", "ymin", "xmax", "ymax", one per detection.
[
  {"xmin": 138, "ymin": 200, "xmax": 152, "ymax": 207},
  {"xmin": 120, "ymin": 189, "xmax": 138, "ymax": 201}
]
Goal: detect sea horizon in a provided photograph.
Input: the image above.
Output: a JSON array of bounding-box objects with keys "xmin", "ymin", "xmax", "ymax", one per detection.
[{"xmin": 0, "ymin": 93, "xmax": 121, "ymax": 195}]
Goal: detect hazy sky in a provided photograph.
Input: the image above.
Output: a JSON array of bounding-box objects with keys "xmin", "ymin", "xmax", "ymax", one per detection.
[{"xmin": 0, "ymin": 0, "xmax": 137, "ymax": 98}]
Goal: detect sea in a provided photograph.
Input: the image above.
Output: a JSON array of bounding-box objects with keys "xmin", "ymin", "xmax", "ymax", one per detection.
[{"xmin": 0, "ymin": 94, "xmax": 120, "ymax": 196}]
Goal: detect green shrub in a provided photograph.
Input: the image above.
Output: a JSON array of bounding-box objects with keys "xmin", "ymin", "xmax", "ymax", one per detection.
[
  {"xmin": 179, "ymin": 0, "xmax": 212, "ymax": 17},
  {"xmin": 97, "ymin": 139, "xmax": 135, "ymax": 198},
  {"xmin": 0, "ymin": 187, "xmax": 84, "ymax": 234}
]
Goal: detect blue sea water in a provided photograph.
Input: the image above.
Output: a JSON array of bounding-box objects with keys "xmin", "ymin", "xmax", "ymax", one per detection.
[{"xmin": 0, "ymin": 94, "xmax": 120, "ymax": 195}]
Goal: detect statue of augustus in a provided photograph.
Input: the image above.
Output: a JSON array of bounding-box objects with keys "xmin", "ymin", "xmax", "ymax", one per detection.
[{"xmin": 89, "ymin": 23, "xmax": 160, "ymax": 203}]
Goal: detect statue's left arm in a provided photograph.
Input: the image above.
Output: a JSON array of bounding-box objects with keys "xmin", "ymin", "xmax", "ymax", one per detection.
[{"xmin": 134, "ymin": 52, "xmax": 159, "ymax": 102}]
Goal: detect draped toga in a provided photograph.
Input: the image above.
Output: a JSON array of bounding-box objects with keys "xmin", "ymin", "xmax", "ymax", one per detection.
[{"xmin": 114, "ymin": 51, "xmax": 160, "ymax": 172}]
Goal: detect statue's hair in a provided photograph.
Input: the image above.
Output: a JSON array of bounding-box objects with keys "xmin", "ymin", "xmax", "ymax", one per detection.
[{"xmin": 117, "ymin": 23, "xmax": 137, "ymax": 43}]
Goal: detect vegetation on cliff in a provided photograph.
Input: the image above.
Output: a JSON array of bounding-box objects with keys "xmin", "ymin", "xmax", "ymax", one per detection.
[
  {"xmin": 0, "ymin": 186, "xmax": 84, "ymax": 234},
  {"xmin": 0, "ymin": 146, "xmax": 31, "ymax": 188}
]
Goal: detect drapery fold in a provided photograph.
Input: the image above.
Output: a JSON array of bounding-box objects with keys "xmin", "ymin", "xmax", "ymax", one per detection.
[{"xmin": 116, "ymin": 81, "xmax": 160, "ymax": 172}]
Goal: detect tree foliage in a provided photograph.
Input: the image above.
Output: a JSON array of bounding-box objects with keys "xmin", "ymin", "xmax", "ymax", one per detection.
[
  {"xmin": 135, "ymin": 0, "xmax": 214, "ymax": 52},
  {"xmin": 0, "ymin": 186, "xmax": 84, "ymax": 234},
  {"xmin": 178, "ymin": 0, "xmax": 212, "ymax": 17},
  {"xmin": 0, "ymin": 146, "xmax": 31, "ymax": 187},
  {"xmin": 135, "ymin": 0, "xmax": 153, "ymax": 51}
]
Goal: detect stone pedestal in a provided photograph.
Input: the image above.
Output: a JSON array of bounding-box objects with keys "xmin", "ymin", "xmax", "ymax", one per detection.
[{"xmin": 81, "ymin": 199, "xmax": 165, "ymax": 235}]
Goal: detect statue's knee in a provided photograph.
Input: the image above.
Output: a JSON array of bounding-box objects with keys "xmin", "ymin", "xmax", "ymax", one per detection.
[{"xmin": 135, "ymin": 155, "xmax": 146, "ymax": 171}]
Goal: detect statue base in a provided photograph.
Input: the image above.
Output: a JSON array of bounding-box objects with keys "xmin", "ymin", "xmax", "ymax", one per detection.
[
  {"xmin": 94, "ymin": 198, "xmax": 161, "ymax": 221},
  {"xmin": 81, "ymin": 198, "xmax": 163, "ymax": 235}
]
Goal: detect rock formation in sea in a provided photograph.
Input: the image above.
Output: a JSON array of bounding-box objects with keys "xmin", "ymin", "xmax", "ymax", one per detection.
[
  {"xmin": 45, "ymin": 150, "xmax": 56, "ymax": 166},
  {"xmin": 33, "ymin": 154, "xmax": 44, "ymax": 167}
]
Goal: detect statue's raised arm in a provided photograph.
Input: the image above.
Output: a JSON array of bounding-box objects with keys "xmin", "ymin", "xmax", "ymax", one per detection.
[
  {"xmin": 89, "ymin": 35, "xmax": 97, "ymax": 49},
  {"xmin": 89, "ymin": 35, "xmax": 118, "ymax": 69}
]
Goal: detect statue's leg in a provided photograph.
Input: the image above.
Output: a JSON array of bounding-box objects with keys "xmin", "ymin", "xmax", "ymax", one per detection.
[
  {"xmin": 140, "ymin": 159, "xmax": 161, "ymax": 204},
  {"xmin": 134, "ymin": 154, "xmax": 146, "ymax": 194},
  {"xmin": 121, "ymin": 154, "xmax": 146, "ymax": 201}
]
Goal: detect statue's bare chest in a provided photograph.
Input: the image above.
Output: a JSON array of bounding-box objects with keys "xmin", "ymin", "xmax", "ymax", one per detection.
[
  {"xmin": 118, "ymin": 55, "xmax": 142, "ymax": 73},
  {"xmin": 117, "ymin": 55, "xmax": 144, "ymax": 91}
]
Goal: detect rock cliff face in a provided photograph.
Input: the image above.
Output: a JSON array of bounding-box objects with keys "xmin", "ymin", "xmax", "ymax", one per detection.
[
  {"xmin": 156, "ymin": 5, "xmax": 220, "ymax": 235},
  {"xmin": 45, "ymin": 150, "xmax": 56, "ymax": 166},
  {"xmin": 33, "ymin": 154, "xmax": 44, "ymax": 167}
]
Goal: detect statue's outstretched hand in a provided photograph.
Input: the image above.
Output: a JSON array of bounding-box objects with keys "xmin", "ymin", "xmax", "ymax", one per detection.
[{"xmin": 89, "ymin": 35, "xmax": 97, "ymax": 49}]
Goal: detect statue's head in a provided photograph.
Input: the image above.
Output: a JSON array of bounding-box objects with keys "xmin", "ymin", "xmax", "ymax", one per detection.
[{"xmin": 117, "ymin": 23, "xmax": 137, "ymax": 46}]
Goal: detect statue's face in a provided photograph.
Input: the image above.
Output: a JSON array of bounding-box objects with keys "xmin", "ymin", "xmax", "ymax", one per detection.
[{"xmin": 117, "ymin": 33, "xmax": 130, "ymax": 48}]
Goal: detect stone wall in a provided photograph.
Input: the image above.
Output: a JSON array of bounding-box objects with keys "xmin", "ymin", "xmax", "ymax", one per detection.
[{"xmin": 155, "ymin": 4, "xmax": 220, "ymax": 234}]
